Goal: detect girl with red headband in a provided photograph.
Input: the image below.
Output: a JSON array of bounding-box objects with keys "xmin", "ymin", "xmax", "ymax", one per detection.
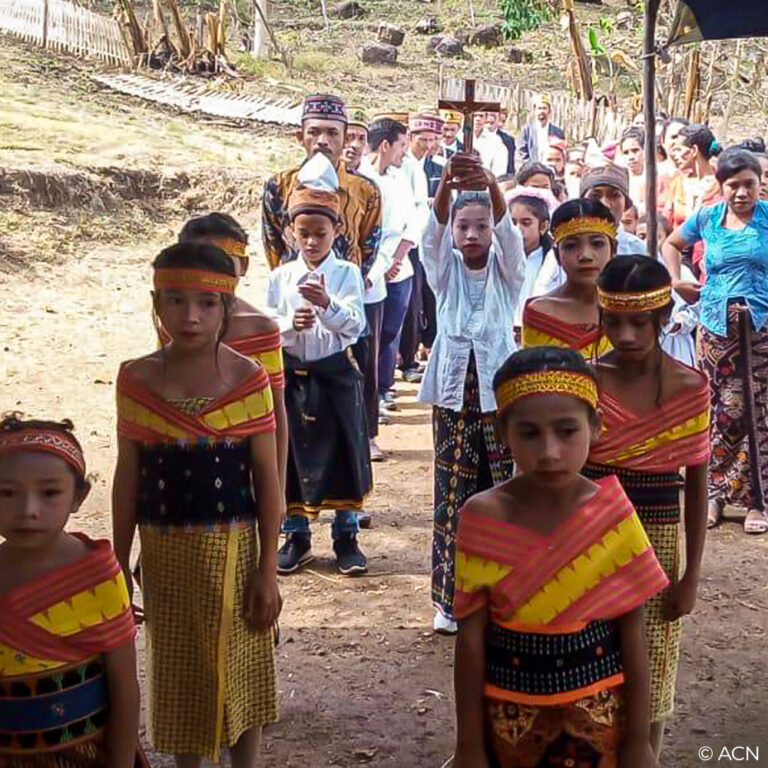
[
  {"xmin": 112, "ymin": 242, "xmax": 283, "ymax": 766},
  {"xmin": 0, "ymin": 414, "xmax": 144, "ymax": 767}
]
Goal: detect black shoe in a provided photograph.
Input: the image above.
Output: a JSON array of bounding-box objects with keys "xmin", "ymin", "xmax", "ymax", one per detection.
[
  {"xmin": 333, "ymin": 535, "xmax": 368, "ymax": 575},
  {"xmin": 277, "ymin": 534, "xmax": 313, "ymax": 574}
]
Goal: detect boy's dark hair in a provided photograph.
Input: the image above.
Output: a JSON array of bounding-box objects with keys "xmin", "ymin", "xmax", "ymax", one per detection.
[
  {"xmin": 493, "ymin": 347, "xmax": 598, "ymax": 419},
  {"xmin": 451, "ymin": 191, "xmax": 492, "ymax": 218},
  {"xmin": 178, "ymin": 212, "xmax": 248, "ymax": 245},
  {"xmin": 368, "ymin": 119, "xmax": 407, "ymax": 152},
  {"xmin": 516, "ymin": 161, "xmax": 555, "ymax": 186},
  {"xmin": 638, "ymin": 212, "xmax": 672, "ymax": 237},
  {"xmin": 153, "ymin": 242, "xmax": 237, "ymax": 277},
  {"xmin": 714, "ymin": 148, "xmax": 762, "ymax": 185},
  {"xmin": 509, "ymin": 194, "xmax": 553, "ymax": 252},
  {"xmin": 679, "ymin": 123, "xmax": 721, "ymax": 160},
  {"xmin": 0, "ymin": 413, "xmax": 86, "ymax": 489}
]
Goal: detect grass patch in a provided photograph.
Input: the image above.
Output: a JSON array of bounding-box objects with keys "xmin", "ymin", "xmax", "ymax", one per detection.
[{"xmin": 231, "ymin": 51, "xmax": 285, "ymax": 78}]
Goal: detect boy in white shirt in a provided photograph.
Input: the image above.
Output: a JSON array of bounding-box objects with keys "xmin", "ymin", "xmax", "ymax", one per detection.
[{"xmin": 267, "ymin": 157, "xmax": 372, "ymax": 576}]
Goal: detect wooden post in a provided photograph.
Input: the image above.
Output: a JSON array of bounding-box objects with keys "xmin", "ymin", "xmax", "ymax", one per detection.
[
  {"xmin": 251, "ymin": 0, "xmax": 269, "ymax": 57},
  {"xmin": 42, "ymin": 0, "xmax": 49, "ymax": 48},
  {"xmin": 643, "ymin": 0, "xmax": 661, "ymax": 252},
  {"xmin": 319, "ymin": 0, "xmax": 329, "ymax": 28}
]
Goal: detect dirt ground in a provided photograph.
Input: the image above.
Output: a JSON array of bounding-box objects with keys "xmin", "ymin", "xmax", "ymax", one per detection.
[{"xmin": 1, "ymin": 35, "xmax": 768, "ymax": 768}]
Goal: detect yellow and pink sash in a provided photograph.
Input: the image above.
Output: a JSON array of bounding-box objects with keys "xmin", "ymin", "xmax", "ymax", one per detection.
[
  {"xmin": 454, "ymin": 476, "xmax": 668, "ymax": 625},
  {"xmin": 589, "ymin": 374, "xmax": 711, "ymax": 471},
  {"xmin": 522, "ymin": 301, "xmax": 612, "ymax": 359},
  {"xmin": 117, "ymin": 362, "xmax": 275, "ymax": 444},
  {"xmin": 0, "ymin": 535, "xmax": 135, "ymax": 675}
]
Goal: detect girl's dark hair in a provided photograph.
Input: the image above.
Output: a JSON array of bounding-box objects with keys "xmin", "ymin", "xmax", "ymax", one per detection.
[
  {"xmin": 178, "ymin": 212, "xmax": 248, "ymax": 245},
  {"xmin": 732, "ymin": 137, "xmax": 767, "ymax": 154},
  {"xmin": 451, "ymin": 191, "xmax": 491, "ymax": 218},
  {"xmin": 679, "ymin": 123, "xmax": 721, "ymax": 160},
  {"xmin": 153, "ymin": 242, "xmax": 237, "ymax": 277},
  {"xmin": 621, "ymin": 126, "xmax": 645, "ymax": 148},
  {"xmin": 597, "ymin": 254, "xmax": 673, "ymax": 404},
  {"xmin": 516, "ymin": 161, "xmax": 555, "ymax": 186},
  {"xmin": 551, "ymin": 197, "xmax": 616, "ymax": 233},
  {"xmin": 509, "ymin": 194, "xmax": 553, "ymax": 252},
  {"xmin": 493, "ymin": 347, "xmax": 598, "ymax": 418},
  {"xmin": 0, "ymin": 413, "xmax": 86, "ymax": 488},
  {"xmin": 714, "ymin": 147, "xmax": 762, "ymax": 185},
  {"xmin": 152, "ymin": 242, "xmax": 235, "ymax": 346}
]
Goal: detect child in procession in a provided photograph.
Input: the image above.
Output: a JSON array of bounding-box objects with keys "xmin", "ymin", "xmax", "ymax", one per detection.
[
  {"xmin": 419, "ymin": 153, "xmax": 525, "ymax": 634},
  {"xmin": 453, "ymin": 347, "xmax": 668, "ymax": 768},
  {"xmin": 0, "ymin": 415, "xmax": 142, "ymax": 767}
]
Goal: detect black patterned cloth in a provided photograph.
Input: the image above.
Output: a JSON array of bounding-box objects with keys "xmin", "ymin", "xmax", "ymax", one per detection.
[{"xmin": 431, "ymin": 354, "xmax": 513, "ymax": 619}]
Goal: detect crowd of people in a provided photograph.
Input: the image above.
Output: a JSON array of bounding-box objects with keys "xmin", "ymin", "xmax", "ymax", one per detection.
[{"xmin": 1, "ymin": 87, "xmax": 767, "ymax": 767}]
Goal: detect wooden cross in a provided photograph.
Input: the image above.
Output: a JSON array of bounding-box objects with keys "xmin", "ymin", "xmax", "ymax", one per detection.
[{"xmin": 438, "ymin": 79, "xmax": 500, "ymax": 154}]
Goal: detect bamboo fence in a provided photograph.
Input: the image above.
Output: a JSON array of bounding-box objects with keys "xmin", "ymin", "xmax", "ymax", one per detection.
[{"xmin": 0, "ymin": 0, "xmax": 131, "ymax": 66}]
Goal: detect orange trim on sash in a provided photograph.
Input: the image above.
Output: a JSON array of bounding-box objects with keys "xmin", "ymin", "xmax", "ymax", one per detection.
[
  {"xmin": 493, "ymin": 618, "xmax": 589, "ymax": 634},
  {"xmin": 485, "ymin": 673, "xmax": 625, "ymax": 706},
  {"xmin": 0, "ymin": 534, "xmax": 135, "ymax": 663}
]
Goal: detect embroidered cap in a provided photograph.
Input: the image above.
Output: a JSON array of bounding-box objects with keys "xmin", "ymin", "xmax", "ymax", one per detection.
[
  {"xmin": 371, "ymin": 110, "xmax": 409, "ymax": 125},
  {"xmin": 580, "ymin": 164, "xmax": 632, "ymax": 207},
  {"xmin": 409, "ymin": 112, "xmax": 444, "ymax": 134},
  {"xmin": 302, "ymin": 93, "xmax": 348, "ymax": 124},
  {"xmin": 440, "ymin": 109, "xmax": 464, "ymax": 127},
  {"xmin": 347, "ymin": 106, "xmax": 369, "ymax": 130},
  {"xmin": 289, "ymin": 153, "xmax": 341, "ymax": 221}
]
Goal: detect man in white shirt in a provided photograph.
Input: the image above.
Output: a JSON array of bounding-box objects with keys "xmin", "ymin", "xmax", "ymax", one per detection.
[
  {"xmin": 359, "ymin": 117, "xmax": 421, "ymax": 420},
  {"xmin": 474, "ymin": 112, "xmax": 509, "ymax": 178},
  {"xmin": 397, "ymin": 112, "xmax": 442, "ymax": 387}
]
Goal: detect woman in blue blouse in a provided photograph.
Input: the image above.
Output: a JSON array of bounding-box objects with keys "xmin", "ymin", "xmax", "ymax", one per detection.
[{"xmin": 664, "ymin": 148, "xmax": 768, "ymax": 535}]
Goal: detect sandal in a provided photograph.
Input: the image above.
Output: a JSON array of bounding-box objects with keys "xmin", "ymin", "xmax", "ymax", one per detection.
[
  {"xmin": 744, "ymin": 508, "xmax": 768, "ymax": 535},
  {"xmin": 707, "ymin": 499, "xmax": 723, "ymax": 529}
]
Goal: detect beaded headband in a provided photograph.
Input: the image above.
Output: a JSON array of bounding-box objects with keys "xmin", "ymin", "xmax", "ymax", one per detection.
[
  {"xmin": 153, "ymin": 269, "xmax": 236, "ymax": 294},
  {"xmin": 496, "ymin": 371, "xmax": 599, "ymax": 415},
  {"xmin": 598, "ymin": 285, "xmax": 673, "ymax": 313},
  {"xmin": 553, "ymin": 217, "xmax": 617, "ymax": 244},
  {"xmin": 0, "ymin": 429, "xmax": 86, "ymax": 478}
]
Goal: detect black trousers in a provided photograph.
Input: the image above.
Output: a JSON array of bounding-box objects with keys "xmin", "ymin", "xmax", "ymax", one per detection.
[
  {"xmin": 352, "ymin": 300, "xmax": 384, "ymax": 439},
  {"xmin": 399, "ymin": 249, "xmax": 425, "ymax": 371}
]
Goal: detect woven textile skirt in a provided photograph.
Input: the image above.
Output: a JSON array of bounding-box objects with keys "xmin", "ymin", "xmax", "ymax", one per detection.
[
  {"xmin": 698, "ymin": 306, "xmax": 768, "ymax": 510},
  {"xmin": 485, "ymin": 687, "xmax": 623, "ymax": 768},
  {"xmin": 140, "ymin": 524, "xmax": 277, "ymax": 760},
  {"xmin": 431, "ymin": 355, "xmax": 513, "ymax": 619},
  {"xmin": 583, "ymin": 463, "xmax": 682, "ymax": 722}
]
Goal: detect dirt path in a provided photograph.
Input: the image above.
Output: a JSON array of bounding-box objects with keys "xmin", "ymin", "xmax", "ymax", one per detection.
[{"xmin": 3, "ymin": 238, "xmax": 768, "ymax": 767}]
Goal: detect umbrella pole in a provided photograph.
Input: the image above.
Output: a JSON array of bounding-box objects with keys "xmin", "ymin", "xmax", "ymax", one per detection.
[{"xmin": 643, "ymin": 0, "xmax": 661, "ymax": 252}]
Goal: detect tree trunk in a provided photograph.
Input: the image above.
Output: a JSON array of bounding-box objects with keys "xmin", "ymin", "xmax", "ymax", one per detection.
[{"xmin": 252, "ymin": 0, "xmax": 269, "ymax": 57}]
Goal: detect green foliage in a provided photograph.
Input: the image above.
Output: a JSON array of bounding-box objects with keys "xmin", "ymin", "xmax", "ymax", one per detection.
[
  {"xmin": 499, "ymin": 0, "xmax": 552, "ymax": 41},
  {"xmin": 587, "ymin": 26, "xmax": 606, "ymax": 57}
]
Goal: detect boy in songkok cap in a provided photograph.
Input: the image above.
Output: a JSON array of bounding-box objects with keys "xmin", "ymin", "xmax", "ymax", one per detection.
[{"xmin": 266, "ymin": 154, "xmax": 372, "ymax": 576}]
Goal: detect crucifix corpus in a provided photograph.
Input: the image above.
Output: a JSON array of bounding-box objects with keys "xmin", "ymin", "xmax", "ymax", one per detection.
[{"xmin": 438, "ymin": 78, "xmax": 500, "ymax": 154}]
